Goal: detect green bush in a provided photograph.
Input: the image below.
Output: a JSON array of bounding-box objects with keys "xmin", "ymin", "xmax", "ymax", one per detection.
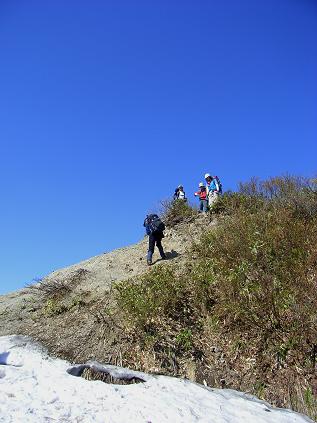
[
  {"xmin": 193, "ymin": 207, "xmax": 317, "ymax": 357},
  {"xmin": 213, "ymin": 175, "xmax": 317, "ymax": 219},
  {"xmin": 161, "ymin": 199, "xmax": 198, "ymax": 227},
  {"xmin": 115, "ymin": 266, "xmax": 188, "ymax": 328},
  {"xmin": 176, "ymin": 328, "xmax": 193, "ymax": 351},
  {"xmin": 211, "ymin": 192, "xmax": 265, "ymax": 215},
  {"xmin": 43, "ymin": 299, "xmax": 67, "ymax": 316}
]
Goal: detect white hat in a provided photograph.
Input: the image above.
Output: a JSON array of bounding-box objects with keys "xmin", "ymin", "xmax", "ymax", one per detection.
[
  {"xmin": 204, "ymin": 173, "xmax": 211, "ymax": 179},
  {"xmin": 199, "ymin": 182, "xmax": 204, "ymax": 187}
]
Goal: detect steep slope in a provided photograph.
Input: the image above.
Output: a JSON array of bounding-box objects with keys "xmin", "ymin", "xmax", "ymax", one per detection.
[
  {"xmin": 2, "ymin": 177, "xmax": 316, "ymax": 420},
  {"xmin": 0, "ymin": 215, "xmax": 211, "ymax": 362}
]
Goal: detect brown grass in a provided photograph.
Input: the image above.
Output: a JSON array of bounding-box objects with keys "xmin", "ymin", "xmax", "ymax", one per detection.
[{"xmin": 114, "ymin": 175, "xmax": 317, "ymax": 420}]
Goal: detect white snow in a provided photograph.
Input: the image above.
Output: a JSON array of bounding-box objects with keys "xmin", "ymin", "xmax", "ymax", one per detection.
[{"xmin": 0, "ymin": 336, "xmax": 313, "ymax": 423}]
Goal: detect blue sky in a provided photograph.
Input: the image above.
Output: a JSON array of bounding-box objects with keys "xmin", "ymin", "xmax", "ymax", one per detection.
[{"xmin": 0, "ymin": 0, "xmax": 316, "ymax": 294}]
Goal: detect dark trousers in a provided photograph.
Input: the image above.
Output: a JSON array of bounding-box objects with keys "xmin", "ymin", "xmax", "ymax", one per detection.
[{"xmin": 147, "ymin": 231, "xmax": 165, "ymax": 261}]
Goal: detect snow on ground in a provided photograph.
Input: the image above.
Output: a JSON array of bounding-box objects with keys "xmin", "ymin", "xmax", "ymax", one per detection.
[{"xmin": 0, "ymin": 336, "xmax": 313, "ymax": 423}]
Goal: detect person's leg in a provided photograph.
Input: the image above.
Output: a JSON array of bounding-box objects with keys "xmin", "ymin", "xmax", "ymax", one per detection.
[
  {"xmin": 147, "ymin": 234, "xmax": 155, "ymax": 264},
  {"xmin": 155, "ymin": 233, "xmax": 166, "ymax": 259},
  {"xmin": 202, "ymin": 199, "xmax": 208, "ymax": 212},
  {"xmin": 199, "ymin": 200, "xmax": 203, "ymax": 212},
  {"xmin": 208, "ymin": 191, "xmax": 212, "ymax": 208},
  {"xmin": 208, "ymin": 192, "xmax": 218, "ymax": 208}
]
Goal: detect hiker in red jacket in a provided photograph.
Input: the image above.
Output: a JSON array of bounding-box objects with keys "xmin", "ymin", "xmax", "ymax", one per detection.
[{"xmin": 194, "ymin": 182, "xmax": 208, "ymax": 213}]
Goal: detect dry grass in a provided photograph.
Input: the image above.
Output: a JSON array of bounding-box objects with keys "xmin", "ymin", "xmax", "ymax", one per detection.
[
  {"xmin": 26, "ymin": 268, "xmax": 90, "ymax": 300},
  {"xmin": 160, "ymin": 198, "xmax": 198, "ymax": 228},
  {"xmin": 114, "ymin": 175, "xmax": 317, "ymax": 420},
  {"xmin": 81, "ymin": 368, "xmax": 144, "ymax": 385}
]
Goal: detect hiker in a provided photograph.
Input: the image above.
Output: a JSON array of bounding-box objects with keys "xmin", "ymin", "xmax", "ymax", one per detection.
[
  {"xmin": 174, "ymin": 185, "xmax": 186, "ymax": 201},
  {"xmin": 205, "ymin": 173, "xmax": 222, "ymax": 208},
  {"xmin": 143, "ymin": 214, "xmax": 167, "ymax": 265},
  {"xmin": 194, "ymin": 182, "xmax": 208, "ymax": 212}
]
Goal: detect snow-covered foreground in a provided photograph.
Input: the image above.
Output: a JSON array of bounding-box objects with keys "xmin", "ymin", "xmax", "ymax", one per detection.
[{"xmin": 0, "ymin": 336, "xmax": 312, "ymax": 423}]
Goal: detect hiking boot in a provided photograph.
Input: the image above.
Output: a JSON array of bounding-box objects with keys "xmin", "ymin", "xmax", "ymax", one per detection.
[
  {"xmin": 147, "ymin": 259, "xmax": 152, "ymax": 266},
  {"xmin": 161, "ymin": 255, "xmax": 167, "ymax": 260}
]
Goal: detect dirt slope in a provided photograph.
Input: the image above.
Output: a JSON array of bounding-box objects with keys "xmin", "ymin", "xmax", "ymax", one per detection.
[{"xmin": 0, "ymin": 216, "xmax": 211, "ymax": 362}]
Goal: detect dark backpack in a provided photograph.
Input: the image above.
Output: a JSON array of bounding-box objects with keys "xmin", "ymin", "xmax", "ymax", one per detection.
[
  {"xmin": 214, "ymin": 176, "xmax": 223, "ymax": 194},
  {"xmin": 144, "ymin": 214, "xmax": 165, "ymax": 234}
]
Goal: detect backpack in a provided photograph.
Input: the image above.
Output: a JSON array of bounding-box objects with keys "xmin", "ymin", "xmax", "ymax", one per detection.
[
  {"xmin": 144, "ymin": 214, "xmax": 165, "ymax": 234},
  {"xmin": 214, "ymin": 176, "xmax": 223, "ymax": 194}
]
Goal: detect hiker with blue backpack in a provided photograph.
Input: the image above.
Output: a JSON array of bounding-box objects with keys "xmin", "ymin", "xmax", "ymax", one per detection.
[
  {"xmin": 204, "ymin": 173, "xmax": 222, "ymax": 208},
  {"xmin": 143, "ymin": 214, "xmax": 167, "ymax": 266},
  {"xmin": 194, "ymin": 182, "xmax": 208, "ymax": 212}
]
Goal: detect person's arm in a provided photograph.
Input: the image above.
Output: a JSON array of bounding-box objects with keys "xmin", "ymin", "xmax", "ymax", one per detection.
[{"xmin": 144, "ymin": 218, "xmax": 151, "ymax": 235}]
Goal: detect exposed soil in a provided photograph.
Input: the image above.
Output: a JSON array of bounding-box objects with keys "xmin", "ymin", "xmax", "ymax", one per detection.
[{"xmin": 0, "ymin": 215, "xmax": 212, "ymax": 364}]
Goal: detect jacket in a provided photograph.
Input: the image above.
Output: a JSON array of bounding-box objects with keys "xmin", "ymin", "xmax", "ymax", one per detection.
[
  {"xmin": 194, "ymin": 188, "xmax": 207, "ymax": 200},
  {"xmin": 207, "ymin": 178, "xmax": 220, "ymax": 194}
]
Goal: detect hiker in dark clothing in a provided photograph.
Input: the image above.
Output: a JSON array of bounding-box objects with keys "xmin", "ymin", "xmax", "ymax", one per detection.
[
  {"xmin": 175, "ymin": 185, "xmax": 186, "ymax": 201},
  {"xmin": 143, "ymin": 214, "xmax": 167, "ymax": 265}
]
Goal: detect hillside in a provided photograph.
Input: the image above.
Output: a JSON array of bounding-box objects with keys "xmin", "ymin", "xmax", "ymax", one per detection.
[
  {"xmin": 1, "ymin": 177, "xmax": 317, "ymax": 421},
  {"xmin": 0, "ymin": 214, "xmax": 211, "ymax": 361}
]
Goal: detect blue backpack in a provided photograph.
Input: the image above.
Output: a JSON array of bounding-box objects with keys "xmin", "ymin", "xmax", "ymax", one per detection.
[{"xmin": 214, "ymin": 176, "xmax": 223, "ymax": 194}]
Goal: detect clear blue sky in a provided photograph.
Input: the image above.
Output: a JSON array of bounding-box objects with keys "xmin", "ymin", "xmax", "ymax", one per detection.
[{"xmin": 0, "ymin": 0, "xmax": 316, "ymax": 294}]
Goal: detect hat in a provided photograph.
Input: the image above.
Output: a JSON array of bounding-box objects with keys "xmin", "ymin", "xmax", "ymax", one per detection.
[
  {"xmin": 199, "ymin": 182, "xmax": 204, "ymax": 187},
  {"xmin": 204, "ymin": 173, "xmax": 211, "ymax": 179}
]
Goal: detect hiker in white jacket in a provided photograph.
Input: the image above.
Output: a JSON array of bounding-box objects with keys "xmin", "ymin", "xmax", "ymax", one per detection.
[{"xmin": 205, "ymin": 173, "xmax": 221, "ymax": 208}]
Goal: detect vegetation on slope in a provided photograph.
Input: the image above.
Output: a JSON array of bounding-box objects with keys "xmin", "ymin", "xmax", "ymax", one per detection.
[
  {"xmin": 14, "ymin": 175, "xmax": 317, "ymax": 420},
  {"xmin": 115, "ymin": 176, "xmax": 317, "ymax": 420}
]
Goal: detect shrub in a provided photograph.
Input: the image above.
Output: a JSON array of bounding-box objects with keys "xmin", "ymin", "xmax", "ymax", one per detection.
[
  {"xmin": 115, "ymin": 266, "xmax": 188, "ymax": 329},
  {"xmin": 176, "ymin": 328, "xmax": 193, "ymax": 351},
  {"xmin": 27, "ymin": 269, "xmax": 90, "ymax": 300},
  {"xmin": 43, "ymin": 299, "xmax": 68, "ymax": 316},
  {"xmin": 193, "ymin": 205, "xmax": 317, "ymax": 363},
  {"xmin": 116, "ymin": 175, "xmax": 317, "ymax": 418},
  {"xmin": 212, "ymin": 175, "xmax": 317, "ymax": 219},
  {"xmin": 211, "ymin": 192, "xmax": 265, "ymax": 215},
  {"xmin": 160, "ymin": 199, "xmax": 198, "ymax": 228}
]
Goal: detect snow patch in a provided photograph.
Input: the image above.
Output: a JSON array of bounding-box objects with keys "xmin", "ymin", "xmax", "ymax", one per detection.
[{"xmin": 0, "ymin": 335, "xmax": 313, "ymax": 423}]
